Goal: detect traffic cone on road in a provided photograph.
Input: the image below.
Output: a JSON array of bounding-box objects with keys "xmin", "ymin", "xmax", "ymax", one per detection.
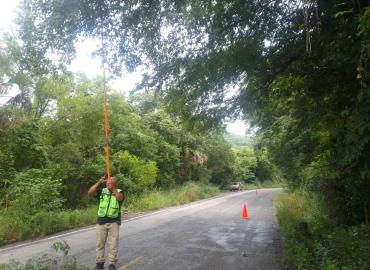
[{"xmin": 242, "ymin": 203, "xmax": 249, "ymax": 219}]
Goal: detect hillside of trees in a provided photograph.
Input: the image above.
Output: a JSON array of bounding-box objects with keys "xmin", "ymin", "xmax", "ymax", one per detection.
[
  {"xmin": 0, "ymin": 53, "xmax": 247, "ymax": 205},
  {"xmin": 224, "ymin": 132, "xmax": 252, "ymax": 147}
]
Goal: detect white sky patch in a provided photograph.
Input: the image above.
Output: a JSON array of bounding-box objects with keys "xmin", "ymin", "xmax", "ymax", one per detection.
[
  {"xmin": 224, "ymin": 81, "xmax": 240, "ymax": 100},
  {"xmin": 0, "ymin": 87, "xmax": 20, "ymax": 105},
  {"xmin": 160, "ymin": 25, "xmax": 173, "ymax": 39},
  {"xmin": 69, "ymin": 39, "xmax": 102, "ymax": 77},
  {"xmin": 70, "ymin": 38, "xmax": 143, "ymax": 97},
  {"xmin": 0, "ymin": 0, "xmax": 19, "ymax": 33},
  {"xmin": 109, "ymin": 73, "xmax": 142, "ymax": 97},
  {"xmin": 0, "ymin": 0, "xmax": 248, "ymax": 135},
  {"xmin": 264, "ymin": 39, "xmax": 272, "ymax": 47},
  {"xmin": 226, "ymin": 119, "xmax": 248, "ymax": 136}
]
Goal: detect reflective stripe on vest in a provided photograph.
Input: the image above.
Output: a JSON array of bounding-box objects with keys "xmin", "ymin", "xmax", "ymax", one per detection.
[{"xmin": 98, "ymin": 188, "xmax": 121, "ymax": 218}]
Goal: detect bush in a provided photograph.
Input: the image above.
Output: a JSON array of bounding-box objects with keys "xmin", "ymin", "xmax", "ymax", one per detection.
[
  {"xmin": 0, "ymin": 241, "xmax": 89, "ymax": 270},
  {"xmin": 275, "ymin": 192, "xmax": 370, "ymax": 270},
  {"xmin": 9, "ymin": 169, "xmax": 64, "ymax": 214},
  {"xmin": 113, "ymin": 150, "xmax": 158, "ymax": 194}
]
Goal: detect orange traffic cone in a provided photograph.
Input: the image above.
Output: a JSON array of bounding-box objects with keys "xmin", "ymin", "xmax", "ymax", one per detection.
[{"xmin": 242, "ymin": 203, "xmax": 249, "ymax": 219}]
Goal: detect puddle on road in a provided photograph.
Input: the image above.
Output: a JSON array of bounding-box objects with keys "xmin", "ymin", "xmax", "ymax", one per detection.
[
  {"xmin": 208, "ymin": 226, "xmax": 244, "ymax": 252},
  {"xmin": 249, "ymin": 221, "xmax": 277, "ymax": 244},
  {"xmin": 183, "ymin": 223, "xmax": 243, "ymax": 254}
]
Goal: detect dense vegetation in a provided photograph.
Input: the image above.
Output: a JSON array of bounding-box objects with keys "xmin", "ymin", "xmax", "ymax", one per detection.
[
  {"xmin": 1, "ymin": 0, "xmax": 369, "ymax": 268},
  {"xmin": 275, "ymin": 192, "xmax": 370, "ymax": 269}
]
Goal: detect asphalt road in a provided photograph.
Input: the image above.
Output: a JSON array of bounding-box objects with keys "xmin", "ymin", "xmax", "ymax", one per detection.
[{"xmin": 0, "ymin": 188, "xmax": 285, "ymax": 270}]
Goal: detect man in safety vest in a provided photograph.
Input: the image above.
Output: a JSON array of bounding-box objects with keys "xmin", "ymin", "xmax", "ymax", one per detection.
[{"xmin": 88, "ymin": 176, "xmax": 124, "ymax": 270}]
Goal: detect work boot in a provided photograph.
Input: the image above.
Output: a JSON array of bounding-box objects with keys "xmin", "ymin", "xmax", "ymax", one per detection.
[
  {"xmin": 94, "ymin": 262, "xmax": 104, "ymax": 270},
  {"xmin": 109, "ymin": 264, "xmax": 117, "ymax": 270}
]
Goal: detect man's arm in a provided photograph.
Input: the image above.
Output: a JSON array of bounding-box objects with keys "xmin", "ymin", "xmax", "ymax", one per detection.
[
  {"xmin": 111, "ymin": 188, "xmax": 124, "ymax": 202},
  {"xmin": 88, "ymin": 177, "xmax": 105, "ymax": 197}
]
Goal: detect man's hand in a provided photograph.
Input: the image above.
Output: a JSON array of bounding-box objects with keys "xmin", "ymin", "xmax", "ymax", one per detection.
[
  {"xmin": 107, "ymin": 178, "xmax": 115, "ymax": 191},
  {"xmin": 98, "ymin": 176, "xmax": 106, "ymax": 186},
  {"xmin": 88, "ymin": 176, "xmax": 105, "ymax": 197}
]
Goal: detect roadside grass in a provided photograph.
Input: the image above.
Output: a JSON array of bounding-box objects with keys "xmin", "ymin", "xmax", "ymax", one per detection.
[
  {"xmin": 243, "ymin": 180, "xmax": 286, "ymax": 190},
  {"xmin": 0, "ymin": 207, "xmax": 97, "ymax": 246},
  {"xmin": 274, "ymin": 191, "xmax": 370, "ymax": 270},
  {"xmin": 125, "ymin": 181, "xmax": 219, "ymax": 212},
  {"xmin": 0, "ymin": 182, "xmax": 219, "ymax": 247}
]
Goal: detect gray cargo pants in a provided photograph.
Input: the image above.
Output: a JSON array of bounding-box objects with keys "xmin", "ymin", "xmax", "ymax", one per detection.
[{"xmin": 96, "ymin": 222, "xmax": 120, "ymax": 265}]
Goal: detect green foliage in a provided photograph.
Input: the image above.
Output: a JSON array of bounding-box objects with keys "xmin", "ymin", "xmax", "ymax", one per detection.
[
  {"xmin": 0, "ymin": 207, "xmax": 96, "ymax": 245},
  {"xmin": 0, "ymin": 149, "xmax": 15, "ymax": 197},
  {"xmin": 33, "ymin": 77, "xmax": 71, "ymax": 118},
  {"xmin": 125, "ymin": 182, "xmax": 219, "ymax": 212},
  {"xmin": 203, "ymin": 133, "xmax": 235, "ymax": 188},
  {"xmin": 224, "ymin": 133, "xmax": 252, "ymax": 147},
  {"xmin": 10, "ymin": 120, "xmax": 47, "ymax": 170},
  {"xmin": 243, "ymin": 180, "xmax": 284, "ymax": 190},
  {"xmin": 0, "ymin": 68, "xmax": 232, "ymax": 220},
  {"xmin": 248, "ymin": 2, "xmax": 370, "ymax": 226},
  {"xmin": 275, "ymin": 193, "xmax": 317, "ymax": 269},
  {"xmin": 254, "ymin": 148, "xmax": 280, "ymax": 183},
  {"xmin": 232, "ymin": 147, "xmax": 256, "ymax": 183},
  {"xmin": 142, "ymin": 109, "xmax": 182, "ymax": 186},
  {"xmin": 51, "ymin": 240, "xmax": 70, "ymax": 256},
  {"xmin": 1, "ymin": 241, "xmax": 89, "ymax": 270},
  {"xmin": 232, "ymin": 144, "xmax": 282, "ymax": 185},
  {"xmin": 9, "ymin": 169, "xmax": 64, "ymax": 214},
  {"xmin": 275, "ymin": 192, "xmax": 370, "ymax": 270},
  {"xmin": 79, "ymin": 154, "xmax": 107, "ymax": 182},
  {"xmin": 114, "ymin": 150, "xmax": 158, "ymax": 194}
]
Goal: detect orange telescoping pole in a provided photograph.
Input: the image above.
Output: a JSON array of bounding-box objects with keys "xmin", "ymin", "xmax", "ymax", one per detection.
[
  {"xmin": 101, "ymin": 19, "xmax": 111, "ymax": 184},
  {"xmin": 103, "ymin": 92, "xmax": 111, "ymax": 184}
]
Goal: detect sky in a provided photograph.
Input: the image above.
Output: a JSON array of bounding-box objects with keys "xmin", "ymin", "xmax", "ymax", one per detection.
[{"xmin": 0, "ymin": 0, "xmax": 248, "ymax": 136}]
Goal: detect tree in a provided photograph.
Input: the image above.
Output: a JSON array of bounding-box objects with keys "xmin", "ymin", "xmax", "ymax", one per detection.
[
  {"xmin": 232, "ymin": 147, "xmax": 256, "ymax": 183},
  {"xmin": 16, "ymin": 0, "xmax": 288, "ymax": 123},
  {"xmin": 204, "ymin": 133, "xmax": 235, "ymax": 187},
  {"xmin": 113, "ymin": 150, "xmax": 158, "ymax": 194},
  {"xmin": 9, "ymin": 169, "xmax": 64, "ymax": 214},
  {"xmin": 9, "ymin": 120, "xmax": 47, "ymax": 171}
]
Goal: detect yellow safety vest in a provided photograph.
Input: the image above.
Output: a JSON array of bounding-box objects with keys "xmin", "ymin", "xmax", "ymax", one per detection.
[{"xmin": 98, "ymin": 188, "xmax": 121, "ymax": 218}]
